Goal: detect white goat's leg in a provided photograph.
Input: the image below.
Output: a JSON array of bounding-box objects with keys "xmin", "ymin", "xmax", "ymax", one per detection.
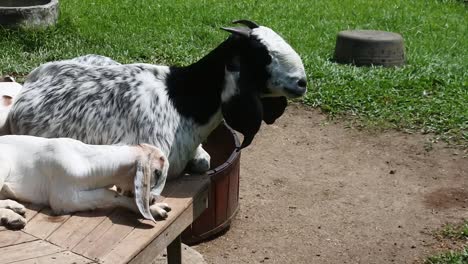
[
  {"xmin": 187, "ymin": 144, "xmax": 211, "ymax": 173},
  {"xmin": 0, "ymin": 199, "xmax": 26, "ymax": 215},
  {"xmin": 55, "ymin": 189, "xmax": 170, "ymax": 219},
  {"xmin": 0, "ymin": 208, "xmax": 26, "ymax": 230}
]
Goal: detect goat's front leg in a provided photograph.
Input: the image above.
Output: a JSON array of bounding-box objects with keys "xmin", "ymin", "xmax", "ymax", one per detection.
[
  {"xmin": 114, "ymin": 187, "xmax": 171, "ymax": 218},
  {"xmin": 52, "ymin": 189, "xmax": 170, "ymax": 219},
  {"xmin": 187, "ymin": 144, "xmax": 211, "ymax": 173},
  {"xmin": 0, "ymin": 208, "xmax": 26, "ymax": 230}
]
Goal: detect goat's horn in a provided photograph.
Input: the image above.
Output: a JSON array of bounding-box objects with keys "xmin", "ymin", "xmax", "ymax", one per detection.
[
  {"xmin": 221, "ymin": 27, "xmax": 251, "ymax": 38},
  {"xmin": 232, "ymin": 20, "xmax": 259, "ymax": 29}
]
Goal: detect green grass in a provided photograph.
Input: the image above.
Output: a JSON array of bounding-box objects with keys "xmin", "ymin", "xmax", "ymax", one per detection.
[
  {"xmin": 0, "ymin": 0, "xmax": 467, "ymax": 144},
  {"xmin": 440, "ymin": 221, "xmax": 468, "ymax": 240},
  {"xmin": 425, "ymin": 247, "xmax": 468, "ymax": 264},
  {"xmin": 425, "ymin": 221, "xmax": 468, "ymax": 264}
]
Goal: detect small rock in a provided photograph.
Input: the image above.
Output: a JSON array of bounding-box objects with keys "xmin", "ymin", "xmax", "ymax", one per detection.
[{"xmin": 389, "ymin": 170, "xmax": 396, "ymax": 174}]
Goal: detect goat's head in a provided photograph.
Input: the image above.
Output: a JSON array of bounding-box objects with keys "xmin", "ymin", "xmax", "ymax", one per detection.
[
  {"xmin": 134, "ymin": 144, "xmax": 169, "ymax": 222},
  {"xmin": 220, "ymin": 20, "xmax": 307, "ymax": 149}
]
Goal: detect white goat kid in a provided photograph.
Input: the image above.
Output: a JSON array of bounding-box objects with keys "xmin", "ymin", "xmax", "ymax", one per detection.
[
  {"xmin": 8, "ymin": 20, "xmax": 307, "ymax": 195},
  {"xmin": 0, "ymin": 135, "xmax": 169, "ymax": 230}
]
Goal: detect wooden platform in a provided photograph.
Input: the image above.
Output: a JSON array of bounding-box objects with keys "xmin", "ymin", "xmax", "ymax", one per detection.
[{"xmin": 0, "ymin": 174, "xmax": 210, "ymax": 264}]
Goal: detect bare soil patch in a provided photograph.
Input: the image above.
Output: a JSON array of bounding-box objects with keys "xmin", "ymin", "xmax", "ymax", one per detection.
[{"xmin": 195, "ymin": 104, "xmax": 468, "ymax": 264}]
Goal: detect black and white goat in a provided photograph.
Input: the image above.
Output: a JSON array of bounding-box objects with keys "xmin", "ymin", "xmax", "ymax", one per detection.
[
  {"xmin": 7, "ymin": 20, "xmax": 307, "ymax": 190},
  {"xmin": 0, "ymin": 135, "xmax": 169, "ymax": 229}
]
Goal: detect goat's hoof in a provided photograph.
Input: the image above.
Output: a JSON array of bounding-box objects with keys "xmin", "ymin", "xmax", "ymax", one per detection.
[
  {"xmin": 150, "ymin": 203, "xmax": 171, "ymax": 219},
  {"xmin": 1, "ymin": 200, "xmax": 26, "ymax": 216},
  {"xmin": 1, "ymin": 213, "xmax": 26, "ymax": 230},
  {"xmin": 156, "ymin": 202, "xmax": 171, "ymax": 212},
  {"xmin": 6, "ymin": 217, "xmax": 26, "ymax": 230},
  {"xmin": 188, "ymin": 157, "xmax": 211, "ymax": 173}
]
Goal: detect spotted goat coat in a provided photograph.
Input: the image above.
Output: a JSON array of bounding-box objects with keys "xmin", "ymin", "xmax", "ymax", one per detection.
[{"xmin": 7, "ymin": 22, "xmax": 307, "ymax": 194}]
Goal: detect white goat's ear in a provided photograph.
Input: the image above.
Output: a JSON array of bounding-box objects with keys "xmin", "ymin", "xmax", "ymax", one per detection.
[{"xmin": 134, "ymin": 160, "xmax": 156, "ymax": 222}]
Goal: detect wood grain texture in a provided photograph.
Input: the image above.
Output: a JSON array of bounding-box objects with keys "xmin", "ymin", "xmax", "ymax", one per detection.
[
  {"xmin": 71, "ymin": 209, "xmax": 139, "ymax": 261},
  {"xmin": 23, "ymin": 208, "xmax": 71, "ymax": 240},
  {"xmin": 0, "ymin": 230, "xmax": 37, "ymax": 248},
  {"xmin": 103, "ymin": 176, "xmax": 210, "ymax": 264},
  {"xmin": 10, "ymin": 251, "xmax": 95, "ymax": 264},
  {"xmin": 0, "ymin": 240, "xmax": 63, "ymax": 264},
  {"xmin": 47, "ymin": 209, "xmax": 111, "ymax": 250},
  {"xmin": 214, "ymin": 172, "xmax": 229, "ymax": 226},
  {"xmin": 129, "ymin": 185, "xmax": 209, "ymax": 264}
]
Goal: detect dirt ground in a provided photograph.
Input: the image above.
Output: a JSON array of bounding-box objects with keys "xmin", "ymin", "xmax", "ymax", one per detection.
[{"xmin": 195, "ymin": 104, "xmax": 468, "ymax": 264}]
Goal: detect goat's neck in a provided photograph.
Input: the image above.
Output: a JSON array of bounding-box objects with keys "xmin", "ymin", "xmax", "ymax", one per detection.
[
  {"xmin": 166, "ymin": 38, "xmax": 236, "ymax": 127},
  {"xmin": 74, "ymin": 144, "xmax": 139, "ymax": 185},
  {"xmin": 164, "ymin": 39, "xmax": 239, "ymax": 177}
]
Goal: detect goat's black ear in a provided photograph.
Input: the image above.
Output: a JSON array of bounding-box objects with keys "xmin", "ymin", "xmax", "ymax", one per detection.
[
  {"xmin": 222, "ymin": 94, "xmax": 263, "ymax": 149},
  {"xmin": 261, "ymin": 97, "xmax": 288, "ymax": 124},
  {"xmin": 221, "ymin": 27, "xmax": 251, "ymax": 38}
]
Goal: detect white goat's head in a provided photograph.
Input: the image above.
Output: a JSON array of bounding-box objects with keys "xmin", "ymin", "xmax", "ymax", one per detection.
[{"xmin": 134, "ymin": 144, "xmax": 168, "ymax": 222}]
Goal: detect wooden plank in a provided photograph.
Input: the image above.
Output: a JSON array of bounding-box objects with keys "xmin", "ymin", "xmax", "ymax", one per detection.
[
  {"xmin": 190, "ymin": 182, "xmax": 216, "ymax": 236},
  {"xmin": 71, "ymin": 209, "xmax": 139, "ymax": 261},
  {"xmin": 0, "ymin": 230, "xmax": 38, "ymax": 248},
  {"xmin": 70, "ymin": 212, "xmax": 114, "ymax": 259},
  {"xmin": 0, "ymin": 203, "xmax": 44, "ymax": 232},
  {"xmin": 10, "ymin": 251, "xmax": 95, "ymax": 264},
  {"xmin": 23, "ymin": 208, "xmax": 71, "ymax": 240},
  {"xmin": 214, "ymin": 171, "xmax": 229, "ymax": 226},
  {"xmin": 99, "ymin": 215, "xmax": 173, "ymax": 264},
  {"xmin": 227, "ymin": 158, "xmax": 240, "ymax": 217},
  {"xmin": 0, "ymin": 240, "xmax": 63, "ymax": 264},
  {"xmin": 102, "ymin": 175, "xmax": 210, "ymax": 264},
  {"xmin": 47, "ymin": 209, "xmax": 111, "ymax": 250},
  {"xmin": 167, "ymin": 235, "xmax": 182, "ymax": 264},
  {"xmin": 128, "ymin": 186, "xmax": 209, "ymax": 264}
]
